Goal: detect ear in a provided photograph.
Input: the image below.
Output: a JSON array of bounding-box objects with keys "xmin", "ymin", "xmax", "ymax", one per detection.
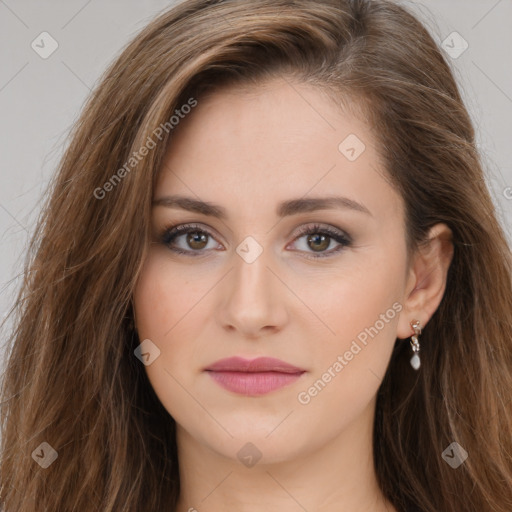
[{"xmin": 396, "ymin": 223, "xmax": 454, "ymax": 339}]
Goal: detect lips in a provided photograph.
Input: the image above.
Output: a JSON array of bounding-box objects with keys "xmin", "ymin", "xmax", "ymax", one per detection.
[{"xmin": 204, "ymin": 356, "xmax": 306, "ymax": 396}]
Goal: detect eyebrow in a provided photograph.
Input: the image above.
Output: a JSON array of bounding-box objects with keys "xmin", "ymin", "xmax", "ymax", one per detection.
[{"xmin": 152, "ymin": 194, "xmax": 372, "ymax": 218}]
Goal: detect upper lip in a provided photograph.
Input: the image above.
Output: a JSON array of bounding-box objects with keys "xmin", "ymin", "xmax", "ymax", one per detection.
[{"xmin": 204, "ymin": 356, "xmax": 305, "ymax": 374}]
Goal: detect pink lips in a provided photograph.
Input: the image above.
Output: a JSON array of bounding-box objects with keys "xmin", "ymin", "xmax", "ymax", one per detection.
[{"xmin": 204, "ymin": 356, "xmax": 306, "ymax": 396}]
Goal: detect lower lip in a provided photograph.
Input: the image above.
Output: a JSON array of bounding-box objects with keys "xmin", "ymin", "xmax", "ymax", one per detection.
[{"xmin": 206, "ymin": 370, "xmax": 304, "ymax": 396}]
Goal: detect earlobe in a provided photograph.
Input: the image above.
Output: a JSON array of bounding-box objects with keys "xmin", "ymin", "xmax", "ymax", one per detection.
[{"xmin": 396, "ymin": 223, "xmax": 454, "ymax": 339}]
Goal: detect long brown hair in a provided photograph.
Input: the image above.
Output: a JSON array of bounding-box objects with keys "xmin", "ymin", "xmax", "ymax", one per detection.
[{"xmin": 1, "ymin": 0, "xmax": 511, "ymax": 510}]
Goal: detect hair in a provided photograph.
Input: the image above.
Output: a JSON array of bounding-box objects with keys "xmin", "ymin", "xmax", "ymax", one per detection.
[{"xmin": 1, "ymin": 0, "xmax": 511, "ymax": 510}]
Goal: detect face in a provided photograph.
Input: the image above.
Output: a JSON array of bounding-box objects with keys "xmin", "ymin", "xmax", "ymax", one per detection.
[{"xmin": 133, "ymin": 77, "xmax": 410, "ymax": 464}]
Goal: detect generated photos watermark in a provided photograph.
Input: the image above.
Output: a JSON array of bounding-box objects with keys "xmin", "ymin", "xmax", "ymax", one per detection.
[
  {"xmin": 93, "ymin": 97, "xmax": 198, "ymax": 200},
  {"xmin": 297, "ymin": 301, "xmax": 403, "ymax": 405}
]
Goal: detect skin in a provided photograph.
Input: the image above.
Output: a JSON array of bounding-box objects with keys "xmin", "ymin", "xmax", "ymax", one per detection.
[{"xmin": 133, "ymin": 77, "xmax": 454, "ymax": 512}]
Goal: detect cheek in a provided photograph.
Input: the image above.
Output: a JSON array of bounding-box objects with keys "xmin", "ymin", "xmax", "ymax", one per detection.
[
  {"xmin": 132, "ymin": 253, "xmax": 224, "ymax": 415},
  {"xmin": 301, "ymin": 246, "xmax": 405, "ymax": 348},
  {"xmin": 133, "ymin": 253, "xmax": 212, "ymax": 342},
  {"xmin": 295, "ymin": 247, "xmax": 406, "ymax": 407},
  {"xmin": 293, "ymin": 305, "xmax": 400, "ymax": 442}
]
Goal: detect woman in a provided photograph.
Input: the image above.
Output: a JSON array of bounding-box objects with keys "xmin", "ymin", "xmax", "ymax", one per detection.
[{"xmin": 1, "ymin": 0, "xmax": 511, "ymax": 510}]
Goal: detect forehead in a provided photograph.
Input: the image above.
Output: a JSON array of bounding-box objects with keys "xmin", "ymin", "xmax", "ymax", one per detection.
[{"xmin": 155, "ymin": 78, "xmax": 402, "ymax": 223}]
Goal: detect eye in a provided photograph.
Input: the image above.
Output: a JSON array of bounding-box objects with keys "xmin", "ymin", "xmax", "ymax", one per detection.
[
  {"xmin": 159, "ymin": 222, "xmax": 352, "ymax": 258},
  {"xmin": 288, "ymin": 223, "xmax": 352, "ymax": 259},
  {"xmin": 159, "ymin": 223, "xmax": 221, "ymax": 256}
]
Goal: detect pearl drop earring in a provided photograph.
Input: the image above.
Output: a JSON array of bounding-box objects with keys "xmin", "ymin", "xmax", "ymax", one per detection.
[{"xmin": 409, "ymin": 320, "xmax": 422, "ymax": 370}]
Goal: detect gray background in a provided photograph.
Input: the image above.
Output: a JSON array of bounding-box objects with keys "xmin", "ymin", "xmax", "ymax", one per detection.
[{"xmin": 1, "ymin": 0, "xmax": 511, "ymax": 351}]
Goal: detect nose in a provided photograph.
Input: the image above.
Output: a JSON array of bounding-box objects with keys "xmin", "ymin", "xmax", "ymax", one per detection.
[{"xmin": 217, "ymin": 244, "xmax": 289, "ymax": 339}]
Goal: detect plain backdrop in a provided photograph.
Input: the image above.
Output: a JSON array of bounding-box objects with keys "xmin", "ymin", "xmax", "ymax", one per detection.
[{"xmin": 1, "ymin": 0, "xmax": 511, "ymax": 358}]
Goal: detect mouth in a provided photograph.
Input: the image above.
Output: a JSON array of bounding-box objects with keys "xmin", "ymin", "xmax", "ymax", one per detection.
[{"xmin": 203, "ymin": 356, "xmax": 306, "ymax": 396}]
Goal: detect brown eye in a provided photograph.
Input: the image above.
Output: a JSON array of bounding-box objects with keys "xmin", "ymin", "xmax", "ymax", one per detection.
[
  {"xmin": 290, "ymin": 224, "xmax": 352, "ymax": 259},
  {"xmin": 186, "ymin": 231, "xmax": 209, "ymax": 250},
  {"xmin": 306, "ymin": 233, "xmax": 330, "ymax": 252},
  {"xmin": 161, "ymin": 224, "xmax": 220, "ymax": 256}
]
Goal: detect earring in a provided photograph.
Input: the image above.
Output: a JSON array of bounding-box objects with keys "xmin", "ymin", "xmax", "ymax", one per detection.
[{"xmin": 409, "ymin": 320, "xmax": 422, "ymax": 370}]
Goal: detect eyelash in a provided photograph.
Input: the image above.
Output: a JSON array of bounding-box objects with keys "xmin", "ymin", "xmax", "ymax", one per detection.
[{"xmin": 159, "ymin": 223, "xmax": 352, "ymax": 259}]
